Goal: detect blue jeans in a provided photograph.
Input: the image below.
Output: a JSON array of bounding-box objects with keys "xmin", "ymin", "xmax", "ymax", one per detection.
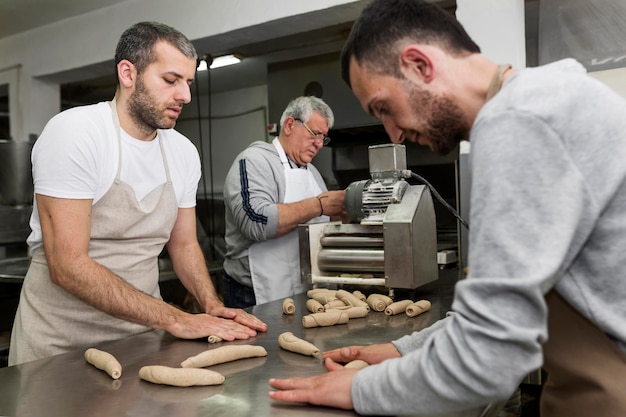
[{"xmin": 222, "ymin": 271, "xmax": 256, "ymax": 309}]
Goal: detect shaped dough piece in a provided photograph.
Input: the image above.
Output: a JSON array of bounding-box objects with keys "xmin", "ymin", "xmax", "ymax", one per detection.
[
  {"xmin": 307, "ymin": 288, "xmax": 336, "ymax": 298},
  {"xmin": 352, "ymin": 290, "xmax": 367, "ymax": 302},
  {"xmin": 181, "ymin": 345, "xmax": 268, "ymax": 368},
  {"xmin": 207, "ymin": 335, "xmax": 223, "ymax": 344},
  {"xmin": 406, "ymin": 300, "xmax": 432, "ymax": 317},
  {"xmin": 326, "ymin": 305, "xmax": 369, "ymax": 319},
  {"xmin": 323, "ymin": 299, "xmax": 348, "ymax": 310},
  {"xmin": 278, "ymin": 332, "xmax": 320, "ymax": 357},
  {"xmin": 302, "ymin": 310, "xmax": 350, "ymax": 328},
  {"xmin": 306, "ymin": 298, "xmax": 325, "ymax": 313},
  {"xmin": 139, "ymin": 365, "xmax": 224, "ymax": 386},
  {"xmin": 366, "ymin": 294, "xmax": 394, "ymax": 312},
  {"xmin": 384, "ymin": 299, "xmax": 414, "ymax": 316},
  {"xmin": 336, "ymin": 289, "xmax": 369, "ymax": 309},
  {"xmin": 282, "ymin": 298, "xmax": 296, "ymax": 315},
  {"xmin": 344, "ymin": 359, "xmax": 370, "ymax": 370},
  {"xmin": 84, "ymin": 348, "xmax": 122, "ymax": 380}
]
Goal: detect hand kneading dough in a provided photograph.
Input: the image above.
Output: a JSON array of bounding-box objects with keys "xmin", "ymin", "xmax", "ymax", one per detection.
[
  {"xmin": 84, "ymin": 348, "xmax": 122, "ymax": 379},
  {"xmin": 406, "ymin": 299, "xmax": 432, "ymax": 317},
  {"xmin": 384, "ymin": 299, "xmax": 414, "ymax": 316},
  {"xmin": 278, "ymin": 332, "xmax": 320, "ymax": 357},
  {"xmin": 366, "ymin": 294, "xmax": 393, "ymax": 312},
  {"xmin": 302, "ymin": 310, "xmax": 349, "ymax": 328},
  {"xmin": 282, "ymin": 298, "xmax": 296, "ymax": 315},
  {"xmin": 181, "ymin": 345, "xmax": 268, "ymax": 368},
  {"xmin": 139, "ymin": 365, "xmax": 224, "ymax": 386},
  {"xmin": 344, "ymin": 359, "xmax": 370, "ymax": 370},
  {"xmin": 306, "ymin": 298, "xmax": 325, "ymax": 313}
]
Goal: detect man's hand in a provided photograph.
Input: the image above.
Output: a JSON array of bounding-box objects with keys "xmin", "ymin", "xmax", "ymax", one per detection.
[
  {"xmin": 323, "ymin": 343, "xmax": 401, "ymax": 365},
  {"xmin": 268, "ymin": 358, "xmax": 357, "ymax": 409},
  {"xmin": 166, "ymin": 310, "xmax": 262, "ymax": 341},
  {"xmin": 208, "ymin": 304, "xmax": 268, "ymax": 333}
]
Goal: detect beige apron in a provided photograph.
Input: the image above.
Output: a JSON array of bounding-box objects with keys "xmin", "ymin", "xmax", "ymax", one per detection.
[
  {"xmin": 248, "ymin": 138, "xmax": 329, "ymax": 304},
  {"xmin": 485, "ymin": 66, "xmax": 626, "ymax": 416},
  {"xmin": 9, "ymin": 99, "xmax": 178, "ymax": 364},
  {"xmin": 541, "ymin": 291, "xmax": 626, "ymax": 417}
]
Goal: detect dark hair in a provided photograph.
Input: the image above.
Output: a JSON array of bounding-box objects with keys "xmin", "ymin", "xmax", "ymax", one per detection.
[
  {"xmin": 341, "ymin": 0, "xmax": 480, "ymax": 87},
  {"xmin": 114, "ymin": 21, "xmax": 197, "ymax": 83}
]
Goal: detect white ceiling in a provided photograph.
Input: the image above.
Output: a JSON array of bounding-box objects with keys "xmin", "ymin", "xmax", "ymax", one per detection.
[{"xmin": 0, "ymin": 0, "xmax": 128, "ymax": 38}]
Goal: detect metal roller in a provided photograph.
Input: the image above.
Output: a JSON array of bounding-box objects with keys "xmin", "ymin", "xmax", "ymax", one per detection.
[
  {"xmin": 319, "ymin": 235, "xmax": 384, "ymax": 248},
  {"xmin": 317, "ymin": 248, "xmax": 384, "ymax": 272}
]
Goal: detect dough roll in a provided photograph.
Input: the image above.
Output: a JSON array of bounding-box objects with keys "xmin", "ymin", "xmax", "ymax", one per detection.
[
  {"xmin": 323, "ymin": 299, "xmax": 348, "ymax": 310},
  {"xmin": 277, "ymin": 332, "xmax": 320, "ymax": 357},
  {"xmin": 366, "ymin": 294, "xmax": 393, "ymax": 312},
  {"xmin": 384, "ymin": 299, "xmax": 414, "ymax": 316},
  {"xmin": 327, "ymin": 305, "xmax": 369, "ymax": 319},
  {"xmin": 84, "ymin": 348, "xmax": 122, "ymax": 380},
  {"xmin": 352, "ymin": 290, "xmax": 367, "ymax": 302},
  {"xmin": 311, "ymin": 293, "xmax": 337, "ymax": 304},
  {"xmin": 406, "ymin": 300, "xmax": 432, "ymax": 317},
  {"xmin": 181, "ymin": 345, "xmax": 268, "ymax": 368},
  {"xmin": 207, "ymin": 335, "xmax": 223, "ymax": 344},
  {"xmin": 282, "ymin": 298, "xmax": 296, "ymax": 315},
  {"xmin": 302, "ymin": 310, "xmax": 350, "ymax": 328},
  {"xmin": 306, "ymin": 298, "xmax": 325, "ymax": 313},
  {"xmin": 307, "ymin": 288, "xmax": 336, "ymax": 298},
  {"xmin": 139, "ymin": 365, "xmax": 224, "ymax": 386},
  {"xmin": 336, "ymin": 289, "xmax": 369, "ymax": 309},
  {"xmin": 344, "ymin": 359, "xmax": 370, "ymax": 370}
]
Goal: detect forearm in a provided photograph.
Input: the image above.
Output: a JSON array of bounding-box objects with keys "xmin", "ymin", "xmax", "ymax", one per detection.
[
  {"xmin": 52, "ymin": 254, "xmax": 185, "ymax": 332},
  {"xmin": 276, "ymin": 197, "xmax": 322, "ymax": 237},
  {"xmin": 168, "ymin": 240, "xmax": 222, "ymax": 312}
]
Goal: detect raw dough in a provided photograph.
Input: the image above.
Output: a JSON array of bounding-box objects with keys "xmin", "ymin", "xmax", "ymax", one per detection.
[
  {"xmin": 302, "ymin": 310, "xmax": 350, "ymax": 328},
  {"xmin": 181, "ymin": 345, "xmax": 268, "ymax": 368},
  {"xmin": 384, "ymin": 299, "xmax": 414, "ymax": 316},
  {"xmin": 139, "ymin": 365, "xmax": 224, "ymax": 386},
  {"xmin": 207, "ymin": 335, "xmax": 223, "ymax": 344},
  {"xmin": 353, "ymin": 290, "xmax": 367, "ymax": 302},
  {"xmin": 282, "ymin": 298, "xmax": 296, "ymax": 315},
  {"xmin": 323, "ymin": 299, "xmax": 348, "ymax": 310},
  {"xmin": 327, "ymin": 305, "xmax": 369, "ymax": 319},
  {"xmin": 406, "ymin": 299, "xmax": 432, "ymax": 317},
  {"xmin": 344, "ymin": 359, "xmax": 370, "ymax": 370},
  {"xmin": 307, "ymin": 288, "xmax": 336, "ymax": 298},
  {"xmin": 84, "ymin": 348, "xmax": 122, "ymax": 380},
  {"xmin": 336, "ymin": 289, "xmax": 369, "ymax": 309},
  {"xmin": 277, "ymin": 332, "xmax": 320, "ymax": 357},
  {"xmin": 366, "ymin": 294, "xmax": 393, "ymax": 312},
  {"xmin": 306, "ymin": 298, "xmax": 325, "ymax": 313}
]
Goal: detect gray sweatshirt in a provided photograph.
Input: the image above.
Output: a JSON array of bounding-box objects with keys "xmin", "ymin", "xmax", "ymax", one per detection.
[{"xmin": 352, "ymin": 59, "xmax": 626, "ymax": 415}]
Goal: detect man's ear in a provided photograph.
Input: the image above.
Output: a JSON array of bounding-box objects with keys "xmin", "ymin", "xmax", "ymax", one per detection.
[
  {"xmin": 283, "ymin": 116, "xmax": 296, "ymax": 135},
  {"xmin": 399, "ymin": 45, "xmax": 434, "ymax": 84},
  {"xmin": 117, "ymin": 59, "xmax": 137, "ymax": 88}
]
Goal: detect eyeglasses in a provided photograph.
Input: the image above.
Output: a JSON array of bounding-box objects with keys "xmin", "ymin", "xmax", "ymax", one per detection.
[{"xmin": 294, "ymin": 118, "xmax": 331, "ymax": 146}]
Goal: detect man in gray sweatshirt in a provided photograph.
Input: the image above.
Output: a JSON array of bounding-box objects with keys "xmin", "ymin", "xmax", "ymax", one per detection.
[{"xmin": 269, "ymin": 1, "xmax": 626, "ymax": 416}]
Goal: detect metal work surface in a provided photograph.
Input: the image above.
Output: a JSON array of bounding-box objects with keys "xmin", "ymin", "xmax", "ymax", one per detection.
[{"xmin": 0, "ymin": 272, "xmax": 458, "ymax": 417}]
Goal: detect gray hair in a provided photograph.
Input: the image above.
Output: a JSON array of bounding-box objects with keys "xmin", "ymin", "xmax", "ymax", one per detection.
[
  {"xmin": 280, "ymin": 96, "xmax": 335, "ymax": 130},
  {"xmin": 114, "ymin": 21, "xmax": 197, "ymax": 83}
]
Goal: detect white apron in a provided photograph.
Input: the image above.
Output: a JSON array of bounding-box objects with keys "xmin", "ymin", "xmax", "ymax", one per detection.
[
  {"xmin": 248, "ymin": 138, "xmax": 328, "ymax": 304},
  {"xmin": 9, "ymin": 99, "xmax": 178, "ymax": 365}
]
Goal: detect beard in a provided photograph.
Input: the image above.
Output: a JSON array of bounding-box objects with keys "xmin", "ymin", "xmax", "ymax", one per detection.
[
  {"xmin": 127, "ymin": 76, "xmax": 178, "ymax": 136},
  {"xmin": 407, "ymin": 83, "xmax": 470, "ymax": 155}
]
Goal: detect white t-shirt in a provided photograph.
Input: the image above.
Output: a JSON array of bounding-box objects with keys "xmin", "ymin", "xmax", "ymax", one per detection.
[{"xmin": 27, "ymin": 101, "xmax": 201, "ymax": 251}]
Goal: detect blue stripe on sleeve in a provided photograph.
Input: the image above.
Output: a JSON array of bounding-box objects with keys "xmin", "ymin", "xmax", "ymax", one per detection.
[{"xmin": 240, "ymin": 159, "xmax": 268, "ymax": 225}]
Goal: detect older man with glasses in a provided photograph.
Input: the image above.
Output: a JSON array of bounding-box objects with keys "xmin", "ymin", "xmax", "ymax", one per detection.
[{"xmin": 222, "ymin": 96, "xmax": 346, "ymax": 308}]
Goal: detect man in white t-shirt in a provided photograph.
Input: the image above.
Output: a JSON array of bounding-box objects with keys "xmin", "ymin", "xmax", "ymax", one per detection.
[{"xmin": 9, "ymin": 21, "xmax": 266, "ymax": 365}]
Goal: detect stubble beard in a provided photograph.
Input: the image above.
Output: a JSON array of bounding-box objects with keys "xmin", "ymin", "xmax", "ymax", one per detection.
[
  {"xmin": 408, "ymin": 84, "xmax": 470, "ymax": 155},
  {"xmin": 127, "ymin": 76, "xmax": 177, "ymax": 137}
]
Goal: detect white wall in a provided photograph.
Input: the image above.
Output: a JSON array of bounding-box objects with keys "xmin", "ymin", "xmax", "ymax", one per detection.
[{"xmin": 0, "ymin": 0, "xmax": 365, "ymax": 142}]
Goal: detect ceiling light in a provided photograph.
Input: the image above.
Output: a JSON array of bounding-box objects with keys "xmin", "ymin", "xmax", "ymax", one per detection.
[{"xmin": 197, "ymin": 54, "xmax": 242, "ymax": 71}]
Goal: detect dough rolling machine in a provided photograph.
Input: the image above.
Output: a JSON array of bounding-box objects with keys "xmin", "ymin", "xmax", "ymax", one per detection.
[{"xmin": 299, "ymin": 143, "xmax": 438, "ymax": 291}]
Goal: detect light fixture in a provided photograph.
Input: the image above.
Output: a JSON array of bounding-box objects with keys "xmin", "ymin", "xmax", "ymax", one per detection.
[{"xmin": 197, "ymin": 54, "xmax": 242, "ymax": 71}]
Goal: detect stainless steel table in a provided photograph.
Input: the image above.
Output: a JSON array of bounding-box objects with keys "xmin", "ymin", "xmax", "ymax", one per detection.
[{"xmin": 0, "ymin": 271, "xmax": 459, "ymax": 417}]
